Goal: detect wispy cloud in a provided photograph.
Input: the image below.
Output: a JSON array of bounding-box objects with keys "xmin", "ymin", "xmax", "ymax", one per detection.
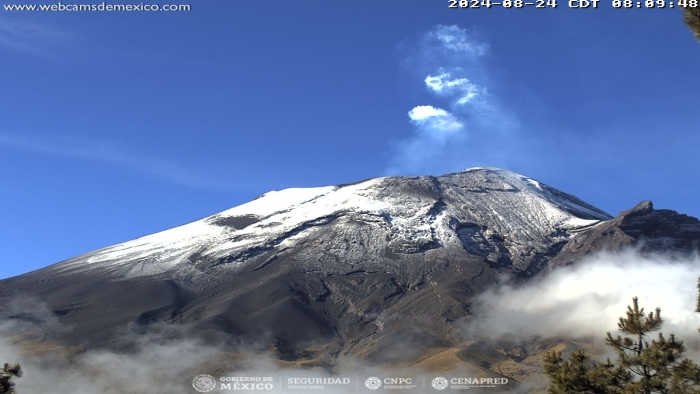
[
  {"xmin": 407, "ymin": 105, "xmax": 464, "ymax": 140},
  {"xmin": 0, "ymin": 132, "xmax": 251, "ymax": 192},
  {"xmin": 425, "ymin": 72, "xmax": 482, "ymax": 104},
  {"xmin": 426, "ymin": 25, "xmax": 489, "ymax": 57},
  {"xmin": 0, "ymin": 16, "xmax": 72, "ymax": 56},
  {"xmin": 386, "ymin": 25, "xmax": 523, "ymax": 176}
]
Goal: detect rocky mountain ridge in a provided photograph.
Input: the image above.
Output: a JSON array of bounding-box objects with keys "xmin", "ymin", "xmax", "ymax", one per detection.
[{"xmin": 1, "ymin": 167, "xmax": 698, "ymax": 391}]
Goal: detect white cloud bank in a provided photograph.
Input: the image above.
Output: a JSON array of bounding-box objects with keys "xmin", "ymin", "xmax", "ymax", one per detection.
[{"xmin": 462, "ymin": 249, "xmax": 700, "ymax": 354}]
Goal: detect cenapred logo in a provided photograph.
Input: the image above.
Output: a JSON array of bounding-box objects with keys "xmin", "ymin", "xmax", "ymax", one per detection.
[
  {"xmin": 365, "ymin": 377, "xmax": 382, "ymax": 390},
  {"xmin": 431, "ymin": 377, "xmax": 449, "ymax": 390},
  {"xmin": 192, "ymin": 374, "xmax": 217, "ymax": 393},
  {"xmin": 431, "ymin": 376, "xmax": 509, "ymax": 390}
]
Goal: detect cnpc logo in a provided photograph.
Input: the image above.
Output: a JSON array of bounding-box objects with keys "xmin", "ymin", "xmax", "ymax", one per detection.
[{"xmin": 364, "ymin": 376, "xmax": 414, "ymax": 390}]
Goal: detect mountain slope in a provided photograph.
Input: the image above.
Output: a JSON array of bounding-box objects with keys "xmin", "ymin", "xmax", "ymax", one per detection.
[
  {"xmin": 40, "ymin": 167, "xmax": 610, "ymax": 282},
  {"xmin": 2, "ymin": 167, "xmax": 698, "ymax": 387}
]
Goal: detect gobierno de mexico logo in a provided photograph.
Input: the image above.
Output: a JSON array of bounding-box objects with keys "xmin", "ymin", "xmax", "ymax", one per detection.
[{"xmin": 192, "ymin": 374, "xmax": 217, "ymax": 393}]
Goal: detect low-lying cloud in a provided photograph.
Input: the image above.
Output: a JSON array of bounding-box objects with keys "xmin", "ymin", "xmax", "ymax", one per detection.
[
  {"xmin": 0, "ymin": 297, "xmax": 493, "ymax": 394},
  {"xmin": 462, "ymin": 249, "xmax": 700, "ymax": 354},
  {"xmin": 4, "ymin": 249, "xmax": 700, "ymax": 393}
]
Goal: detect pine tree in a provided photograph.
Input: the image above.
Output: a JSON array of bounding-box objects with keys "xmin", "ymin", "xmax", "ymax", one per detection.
[
  {"xmin": 544, "ymin": 297, "xmax": 700, "ymax": 393},
  {"xmin": 683, "ymin": 6, "xmax": 700, "ymax": 41},
  {"xmin": 543, "ymin": 349, "xmax": 619, "ymax": 393},
  {"xmin": 0, "ymin": 363, "xmax": 22, "ymax": 394}
]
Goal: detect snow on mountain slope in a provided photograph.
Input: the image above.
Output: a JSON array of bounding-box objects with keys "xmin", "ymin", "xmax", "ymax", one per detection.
[{"xmin": 50, "ymin": 168, "xmax": 612, "ymax": 279}]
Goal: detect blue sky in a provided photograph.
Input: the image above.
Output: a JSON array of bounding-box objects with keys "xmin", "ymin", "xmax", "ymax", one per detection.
[{"xmin": 1, "ymin": 1, "xmax": 698, "ymax": 278}]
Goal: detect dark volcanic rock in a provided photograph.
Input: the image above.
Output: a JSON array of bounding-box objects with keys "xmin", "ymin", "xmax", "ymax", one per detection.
[
  {"xmin": 549, "ymin": 200, "xmax": 700, "ymax": 269},
  {"xmin": 615, "ymin": 200, "xmax": 700, "ymax": 251},
  {"xmin": 1, "ymin": 168, "xmax": 697, "ymax": 369}
]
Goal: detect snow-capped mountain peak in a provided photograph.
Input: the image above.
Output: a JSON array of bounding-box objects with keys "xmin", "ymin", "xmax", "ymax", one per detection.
[{"xmin": 52, "ymin": 168, "xmax": 611, "ymax": 280}]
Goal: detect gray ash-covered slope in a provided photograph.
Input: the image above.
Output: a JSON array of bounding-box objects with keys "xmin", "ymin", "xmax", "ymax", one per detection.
[{"xmin": 1, "ymin": 167, "xmax": 698, "ymax": 364}]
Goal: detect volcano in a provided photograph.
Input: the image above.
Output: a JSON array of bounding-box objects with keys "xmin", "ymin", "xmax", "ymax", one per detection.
[{"xmin": 2, "ymin": 167, "xmax": 699, "ymax": 391}]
